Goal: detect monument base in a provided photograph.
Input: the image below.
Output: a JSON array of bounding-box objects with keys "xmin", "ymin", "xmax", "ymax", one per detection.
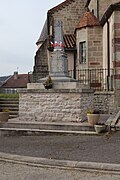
[
  {"xmin": 19, "ymin": 88, "xmax": 94, "ymax": 122},
  {"xmin": 27, "ymin": 81, "xmax": 89, "ymax": 90}
]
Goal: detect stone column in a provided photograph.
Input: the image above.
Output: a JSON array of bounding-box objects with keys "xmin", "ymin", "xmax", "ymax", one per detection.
[{"xmin": 50, "ymin": 20, "xmax": 69, "ymax": 78}]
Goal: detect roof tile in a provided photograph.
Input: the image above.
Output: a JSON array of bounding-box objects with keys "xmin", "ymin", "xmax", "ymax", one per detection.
[
  {"xmin": 64, "ymin": 34, "xmax": 76, "ymax": 49},
  {"xmin": 76, "ymin": 10, "xmax": 100, "ymax": 30},
  {"xmin": 2, "ymin": 74, "xmax": 32, "ymax": 88}
]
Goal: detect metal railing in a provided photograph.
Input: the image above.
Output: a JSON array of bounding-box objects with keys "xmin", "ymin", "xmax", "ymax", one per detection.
[
  {"xmin": 68, "ymin": 68, "xmax": 115, "ymax": 91},
  {"xmin": 30, "ymin": 68, "xmax": 116, "ymax": 91}
]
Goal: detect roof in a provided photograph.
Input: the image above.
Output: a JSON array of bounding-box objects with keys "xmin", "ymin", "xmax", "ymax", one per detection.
[
  {"xmin": 36, "ymin": 20, "xmax": 48, "ymax": 45},
  {"xmin": 64, "ymin": 34, "xmax": 76, "ymax": 50},
  {"xmin": 0, "ymin": 76, "xmax": 11, "ymax": 83},
  {"xmin": 75, "ymin": 10, "xmax": 100, "ymax": 30},
  {"xmin": 1, "ymin": 74, "xmax": 32, "ymax": 88},
  {"xmin": 0, "ymin": 76, "xmax": 11, "ymax": 86},
  {"xmin": 101, "ymin": 2, "xmax": 120, "ymax": 26},
  {"xmin": 48, "ymin": 0, "xmax": 75, "ymax": 14}
]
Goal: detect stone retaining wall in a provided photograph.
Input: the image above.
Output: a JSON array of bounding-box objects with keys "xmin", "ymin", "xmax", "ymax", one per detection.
[
  {"xmin": 19, "ymin": 89, "xmax": 94, "ymax": 122},
  {"xmin": 19, "ymin": 89, "xmax": 116, "ymax": 122},
  {"xmin": 94, "ymin": 92, "xmax": 116, "ymax": 114}
]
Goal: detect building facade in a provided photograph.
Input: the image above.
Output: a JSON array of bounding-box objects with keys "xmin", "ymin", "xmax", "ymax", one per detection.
[{"xmin": 33, "ymin": 0, "xmax": 120, "ymax": 95}]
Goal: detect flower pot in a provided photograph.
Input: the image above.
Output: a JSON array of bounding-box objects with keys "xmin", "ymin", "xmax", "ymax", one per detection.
[
  {"xmin": 94, "ymin": 124, "xmax": 106, "ymax": 134},
  {"xmin": 0, "ymin": 112, "xmax": 9, "ymax": 123},
  {"xmin": 87, "ymin": 114, "xmax": 100, "ymax": 126},
  {"xmin": 44, "ymin": 83, "xmax": 53, "ymax": 89}
]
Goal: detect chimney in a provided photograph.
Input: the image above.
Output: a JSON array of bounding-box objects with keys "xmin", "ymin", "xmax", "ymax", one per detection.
[{"xmin": 14, "ymin": 71, "xmax": 18, "ymax": 80}]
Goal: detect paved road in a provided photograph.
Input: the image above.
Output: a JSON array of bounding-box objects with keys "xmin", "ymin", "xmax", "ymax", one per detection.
[
  {"xmin": 0, "ymin": 131, "xmax": 119, "ymax": 164},
  {"xmin": 0, "ymin": 161, "xmax": 119, "ymax": 180}
]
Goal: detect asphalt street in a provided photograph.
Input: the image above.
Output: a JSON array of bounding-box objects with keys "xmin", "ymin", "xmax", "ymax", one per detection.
[{"xmin": 0, "ymin": 131, "xmax": 119, "ymax": 164}]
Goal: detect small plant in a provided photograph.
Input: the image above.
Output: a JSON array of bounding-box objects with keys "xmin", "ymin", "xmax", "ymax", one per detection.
[
  {"xmin": 87, "ymin": 109, "xmax": 100, "ymax": 114},
  {"xmin": 96, "ymin": 122, "xmax": 105, "ymax": 125},
  {"xmin": 0, "ymin": 107, "xmax": 10, "ymax": 112},
  {"xmin": 2, "ymin": 108, "xmax": 10, "ymax": 112},
  {"xmin": 43, "ymin": 75, "xmax": 53, "ymax": 89}
]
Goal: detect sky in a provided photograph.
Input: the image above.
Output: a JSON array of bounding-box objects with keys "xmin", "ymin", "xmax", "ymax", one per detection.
[{"xmin": 0, "ymin": 0, "xmax": 64, "ymax": 76}]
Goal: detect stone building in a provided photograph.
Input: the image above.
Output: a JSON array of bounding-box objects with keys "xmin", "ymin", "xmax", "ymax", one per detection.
[
  {"xmin": 33, "ymin": 0, "xmax": 87, "ymax": 80},
  {"xmin": 33, "ymin": 0, "xmax": 120, "ymax": 94}
]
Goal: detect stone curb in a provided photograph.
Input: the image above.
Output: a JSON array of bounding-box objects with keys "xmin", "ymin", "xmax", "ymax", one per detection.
[{"xmin": 0, "ymin": 152, "xmax": 120, "ymax": 174}]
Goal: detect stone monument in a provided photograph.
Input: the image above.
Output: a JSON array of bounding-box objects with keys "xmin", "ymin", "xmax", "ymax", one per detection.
[
  {"xmin": 49, "ymin": 20, "xmax": 68, "ymax": 79},
  {"xmin": 33, "ymin": 20, "xmax": 81, "ymax": 89},
  {"xmin": 27, "ymin": 20, "xmax": 88, "ymax": 90},
  {"xmin": 19, "ymin": 20, "xmax": 92, "ymax": 122}
]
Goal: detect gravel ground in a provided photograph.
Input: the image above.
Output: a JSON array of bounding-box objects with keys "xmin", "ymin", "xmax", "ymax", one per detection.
[
  {"xmin": 0, "ymin": 161, "xmax": 119, "ymax": 180},
  {"xmin": 0, "ymin": 131, "xmax": 119, "ymax": 164}
]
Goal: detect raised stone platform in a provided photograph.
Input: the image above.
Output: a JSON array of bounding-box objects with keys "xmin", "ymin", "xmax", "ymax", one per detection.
[
  {"xmin": 27, "ymin": 82, "xmax": 89, "ymax": 90},
  {"xmin": 18, "ymin": 88, "xmax": 94, "ymax": 122}
]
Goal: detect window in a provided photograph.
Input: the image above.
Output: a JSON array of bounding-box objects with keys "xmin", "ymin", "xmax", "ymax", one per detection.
[{"xmin": 79, "ymin": 41, "xmax": 86, "ymax": 64}]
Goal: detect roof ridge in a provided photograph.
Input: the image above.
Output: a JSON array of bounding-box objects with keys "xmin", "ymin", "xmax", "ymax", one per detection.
[{"xmin": 48, "ymin": 0, "xmax": 75, "ymax": 14}]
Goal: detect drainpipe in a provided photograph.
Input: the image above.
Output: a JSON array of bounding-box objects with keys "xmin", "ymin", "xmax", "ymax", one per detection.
[
  {"xmin": 107, "ymin": 19, "xmax": 110, "ymax": 91},
  {"xmin": 97, "ymin": 0, "xmax": 99, "ymax": 19},
  {"xmin": 74, "ymin": 50, "xmax": 76, "ymax": 79}
]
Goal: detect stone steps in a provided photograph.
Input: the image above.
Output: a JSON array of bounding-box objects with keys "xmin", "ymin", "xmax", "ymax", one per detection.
[
  {"xmin": 0, "ymin": 127, "xmax": 97, "ymax": 136},
  {"xmin": 0, "ymin": 98, "xmax": 19, "ymax": 119},
  {"xmin": 0, "ymin": 120, "xmax": 97, "ymax": 136},
  {"xmin": 1, "ymin": 121, "xmax": 94, "ymax": 131}
]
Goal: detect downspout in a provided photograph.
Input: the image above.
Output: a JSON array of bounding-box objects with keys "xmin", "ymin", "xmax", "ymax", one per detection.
[
  {"xmin": 74, "ymin": 50, "xmax": 76, "ymax": 79},
  {"xmin": 97, "ymin": 0, "xmax": 99, "ymax": 19},
  {"xmin": 47, "ymin": 12, "xmax": 51, "ymax": 74},
  {"xmin": 47, "ymin": 12, "xmax": 50, "ymax": 36},
  {"xmin": 107, "ymin": 19, "xmax": 110, "ymax": 91}
]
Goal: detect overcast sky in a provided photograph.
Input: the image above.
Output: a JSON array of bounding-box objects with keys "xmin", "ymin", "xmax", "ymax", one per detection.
[{"xmin": 0, "ymin": 0, "xmax": 63, "ymax": 76}]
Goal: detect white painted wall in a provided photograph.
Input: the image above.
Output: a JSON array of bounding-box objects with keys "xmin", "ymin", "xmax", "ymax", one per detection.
[{"xmin": 103, "ymin": 12, "xmax": 114, "ymax": 69}]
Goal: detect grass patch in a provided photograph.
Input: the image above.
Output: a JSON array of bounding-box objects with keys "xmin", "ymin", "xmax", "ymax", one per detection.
[{"xmin": 0, "ymin": 93, "xmax": 19, "ymax": 98}]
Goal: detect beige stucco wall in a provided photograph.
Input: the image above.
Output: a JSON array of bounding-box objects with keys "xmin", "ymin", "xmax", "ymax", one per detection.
[
  {"xmin": 67, "ymin": 52, "xmax": 74, "ymax": 71},
  {"xmin": 110, "ymin": 13, "xmax": 114, "ymax": 69},
  {"xmin": 103, "ymin": 11, "xmax": 120, "ymax": 68},
  {"xmin": 88, "ymin": 0, "xmax": 98, "ymax": 17},
  {"xmin": 103, "ymin": 13, "xmax": 114, "ymax": 69},
  {"xmin": 88, "ymin": 0, "xmax": 120, "ymax": 20},
  {"xmin": 103, "ymin": 23, "xmax": 108, "ymax": 69}
]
